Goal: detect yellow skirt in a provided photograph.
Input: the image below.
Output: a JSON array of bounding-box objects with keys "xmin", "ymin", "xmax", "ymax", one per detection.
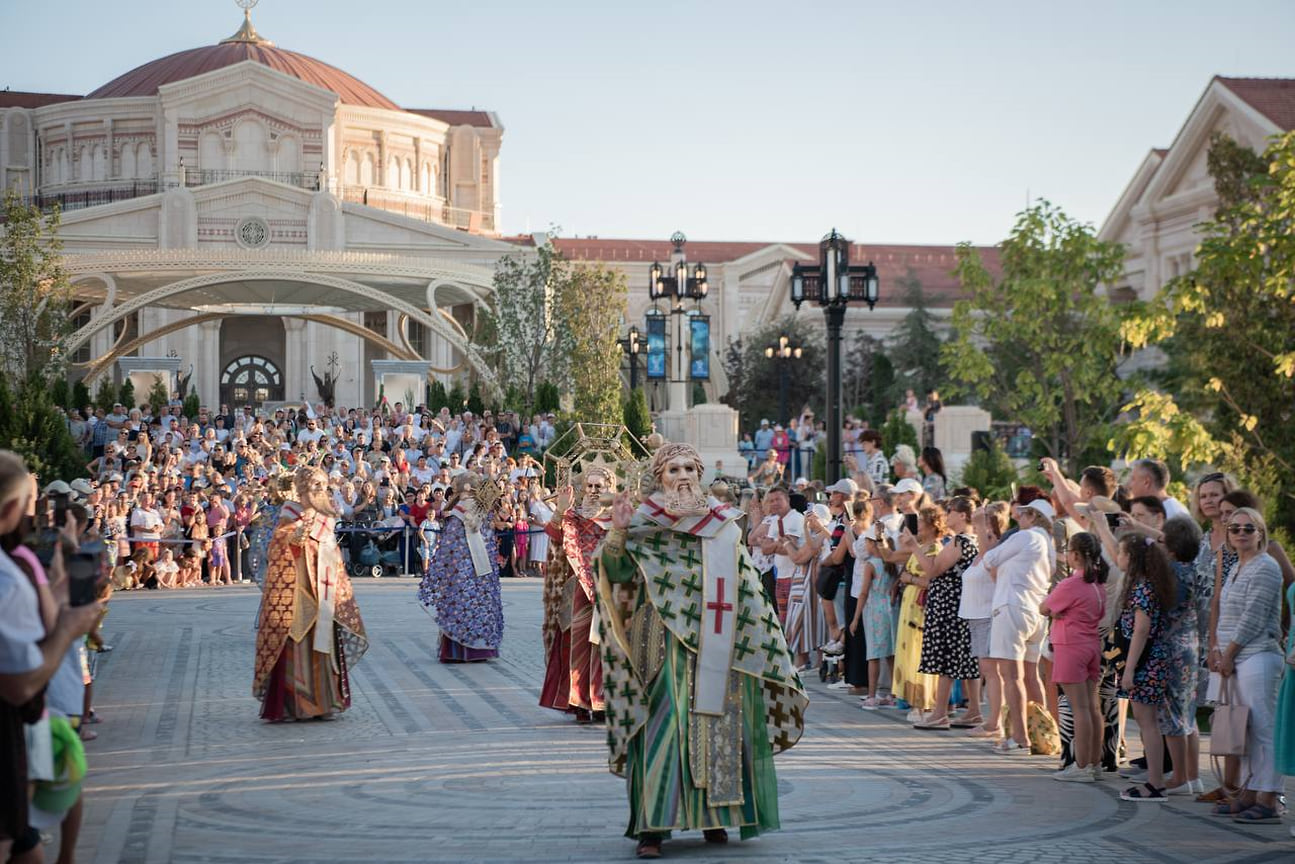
[{"xmin": 891, "ymin": 584, "xmax": 936, "ymax": 710}]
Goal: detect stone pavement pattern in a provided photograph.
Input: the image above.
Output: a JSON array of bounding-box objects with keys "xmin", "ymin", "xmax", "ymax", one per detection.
[{"xmin": 69, "ymin": 580, "xmax": 1289, "ymax": 863}]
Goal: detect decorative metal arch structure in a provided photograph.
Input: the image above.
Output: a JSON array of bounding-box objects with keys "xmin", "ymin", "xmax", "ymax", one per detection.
[{"xmin": 64, "ymin": 270, "xmax": 498, "ymax": 397}]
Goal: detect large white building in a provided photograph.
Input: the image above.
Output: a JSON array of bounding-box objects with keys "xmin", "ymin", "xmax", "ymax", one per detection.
[
  {"xmin": 1100, "ymin": 76, "xmax": 1295, "ymax": 301},
  {"xmin": 0, "ymin": 7, "xmax": 995, "ymax": 413},
  {"xmin": 0, "ymin": 7, "xmax": 513, "ymax": 409}
]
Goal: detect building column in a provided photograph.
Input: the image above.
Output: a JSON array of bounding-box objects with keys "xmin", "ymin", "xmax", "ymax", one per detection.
[
  {"xmin": 197, "ymin": 319, "xmax": 222, "ymax": 408},
  {"xmin": 283, "ymin": 317, "xmax": 309, "ymax": 404}
]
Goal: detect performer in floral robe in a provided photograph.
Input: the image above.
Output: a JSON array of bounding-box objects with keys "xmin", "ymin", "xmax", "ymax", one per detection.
[
  {"xmin": 598, "ymin": 443, "xmax": 808, "ymax": 859},
  {"xmin": 253, "ymin": 467, "xmax": 368, "ymax": 721},
  {"xmin": 419, "ymin": 472, "xmax": 504, "ymax": 662},
  {"xmin": 540, "ymin": 468, "xmax": 613, "ymax": 723}
]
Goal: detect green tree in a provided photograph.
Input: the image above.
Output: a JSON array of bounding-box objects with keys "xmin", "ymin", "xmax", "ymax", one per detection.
[
  {"xmin": 555, "ymin": 263, "xmax": 626, "ymax": 425},
  {"xmin": 955, "ymin": 439, "xmax": 1020, "ymax": 501},
  {"xmin": 480, "ymin": 240, "xmax": 571, "ymax": 420},
  {"xmin": 535, "ymin": 381, "xmax": 561, "ymax": 415},
  {"xmin": 1, "ymin": 374, "xmax": 84, "ymax": 481},
  {"xmin": 942, "ymin": 200, "xmax": 1128, "ymax": 475},
  {"xmin": 843, "ymin": 331, "xmax": 894, "ymax": 429},
  {"xmin": 427, "ymin": 379, "xmax": 449, "ymax": 413},
  {"xmin": 623, "ymin": 387, "xmax": 651, "ymax": 446},
  {"xmin": 182, "ymin": 391, "xmax": 200, "ymax": 420},
  {"xmin": 0, "ymin": 189, "xmax": 72, "ymax": 381},
  {"xmin": 118, "ymin": 379, "xmax": 136, "ymax": 412},
  {"xmin": 465, "ymin": 380, "xmax": 486, "ymax": 417},
  {"xmin": 1118, "ymin": 131, "xmax": 1295, "ymax": 532},
  {"xmin": 726, "ymin": 316, "xmax": 825, "ymax": 431},
  {"xmin": 880, "ymin": 408, "xmax": 919, "ymax": 457},
  {"xmin": 447, "ymin": 381, "xmax": 467, "ymax": 413},
  {"xmin": 71, "ymin": 379, "xmax": 91, "ymax": 413},
  {"xmin": 146, "ymin": 374, "xmax": 170, "ymax": 414},
  {"xmin": 50, "ymin": 377, "xmax": 70, "ymax": 410},
  {"xmin": 94, "ymin": 377, "xmax": 115, "ymax": 412},
  {"xmin": 886, "ymin": 270, "xmax": 944, "ymax": 407}
]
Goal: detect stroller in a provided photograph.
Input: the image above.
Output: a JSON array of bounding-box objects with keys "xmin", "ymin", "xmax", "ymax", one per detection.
[{"xmin": 338, "ymin": 515, "xmax": 404, "ymax": 578}]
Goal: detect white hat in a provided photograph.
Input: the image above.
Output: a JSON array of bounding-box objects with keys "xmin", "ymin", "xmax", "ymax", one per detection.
[
  {"xmin": 809, "ymin": 503, "xmax": 832, "ymax": 522},
  {"xmin": 825, "ymin": 478, "xmax": 859, "ymax": 496},
  {"xmin": 893, "ymin": 478, "xmax": 923, "ymax": 496},
  {"xmin": 793, "ymin": 477, "xmax": 809, "ymax": 488},
  {"xmin": 1024, "ymin": 500, "xmax": 1056, "ymax": 521},
  {"xmin": 70, "ymin": 478, "xmax": 95, "ymax": 497},
  {"xmin": 760, "ymin": 418, "xmax": 770, "ymax": 425},
  {"xmin": 44, "ymin": 480, "xmax": 73, "ymax": 496}
]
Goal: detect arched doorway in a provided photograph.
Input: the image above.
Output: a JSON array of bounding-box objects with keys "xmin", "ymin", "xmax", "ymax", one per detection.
[{"xmin": 220, "ymin": 355, "xmax": 284, "ymax": 407}]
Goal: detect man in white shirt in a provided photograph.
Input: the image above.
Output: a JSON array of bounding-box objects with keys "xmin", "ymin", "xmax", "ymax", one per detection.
[
  {"xmin": 756, "ymin": 486, "xmax": 805, "ymax": 594},
  {"xmin": 296, "ymin": 419, "xmax": 325, "ymax": 446},
  {"xmin": 981, "ymin": 499, "xmax": 1056, "ymax": 755},
  {"xmin": 1126, "ymin": 458, "xmax": 1190, "ymax": 521}
]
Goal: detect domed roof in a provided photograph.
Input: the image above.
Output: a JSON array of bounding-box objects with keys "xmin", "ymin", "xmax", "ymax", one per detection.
[{"xmin": 85, "ymin": 16, "xmax": 399, "ymax": 110}]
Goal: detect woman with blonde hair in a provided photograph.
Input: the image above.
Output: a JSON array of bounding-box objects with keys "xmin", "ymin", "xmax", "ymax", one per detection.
[
  {"xmin": 892, "ymin": 504, "xmax": 945, "ymax": 722},
  {"xmin": 1210, "ymin": 506, "xmax": 1285, "ymax": 823}
]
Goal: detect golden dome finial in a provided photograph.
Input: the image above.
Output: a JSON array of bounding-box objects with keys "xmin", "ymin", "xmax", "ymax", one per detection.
[{"xmin": 221, "ymin": 0, "xmax": 274, "ymax": 46}]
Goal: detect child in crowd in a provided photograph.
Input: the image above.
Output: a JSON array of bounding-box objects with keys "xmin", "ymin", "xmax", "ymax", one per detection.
[
  {"xmin": 1115, "ymin": 534, "xmax": 1177, "ymax": 802},
  {"xmin": 154, "ymin": 547, "xmax": 180, "ymax": 589},
  {"xmin": 178, "ymin": 547, "xmax": 203, "ymax": 587},
  {"xmin": 852, "ymin": 523, "xmax": 896, "ymax": 709},
  {"xmin": 1041, "ymin": 532, "xmax": 1107, "ymax": 782}
]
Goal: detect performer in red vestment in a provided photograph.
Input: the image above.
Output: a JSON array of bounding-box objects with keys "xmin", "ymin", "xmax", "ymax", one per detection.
[
  {"xmin": 539, "ymin": 468, "xmax": 613, "ymax": 723},
  {"xmin": 253, "ymin": 467, "xmax": 367, "ymax": 721}
]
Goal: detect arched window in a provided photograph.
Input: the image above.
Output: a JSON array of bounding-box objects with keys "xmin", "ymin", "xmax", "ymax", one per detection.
[
  {"xmin": 220, "ymin": 355, "xmax": 283, "ymax": 407},
  {"xmin": 136, "ymin": 142, "xmax": 152, "ymax": 178},
  {"xmin": 386, "ymin": 155, "xmax": 399, "ymax": 189},
  {"xmin": 120, "ymin": 143, "xmax": 137, "ymax": 179},
  {"xmin": 344, "ymin": 150, "xmax": 360, "ymax": 185},
  {"xmin": 77, "ymin": 145, "xmax": 91, "ymax": 182},
  {"xmin": 359, "ymin": 152, "xmax": 375, "ymax": 186},
  {"xmin": 200, "ymin": 131, "xmax": 224, "ymax": 171}
]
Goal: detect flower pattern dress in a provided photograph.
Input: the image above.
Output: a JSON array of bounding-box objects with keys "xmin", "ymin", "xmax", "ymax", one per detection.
[
  {"xmin": 1118, "ymin": 580, "xmax": 1170, "ymax": 705},
  {"xmin": 856, "ymin": 549, "xmax": 895, "ymax": 660},
  {"xmin": 918, "ymin": 533, "xmax": 980, "ymax": 679},
  {"xmin": 1157, "ymin": 561, "xmax": 1200, "ymax": 736},
  {"xmin": 419, "ymin": 514, "xmax": 504, "ymax": 661}
]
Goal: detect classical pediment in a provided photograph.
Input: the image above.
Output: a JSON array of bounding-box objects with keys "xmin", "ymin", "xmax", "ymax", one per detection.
[{"xmin": 341, "ymin": 202, "xmax": 520, "ymax": 256}]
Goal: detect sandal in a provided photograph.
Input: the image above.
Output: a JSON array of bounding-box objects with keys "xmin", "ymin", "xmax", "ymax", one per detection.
[
  {"xmin": 914, "ymin": 716, "xmax": 951, "ymax": 730},
  {"xmin": 79, "ymin": 728, "xmax": 98, "ymax": 742},
  {"xmin": 963, "ymin": 724, "xmax": 1001, "ymax": 738},
  {"xmin": 1212, "ymin": 800, "xmax": 1248, "ymax": 816},
  {"xmin": 1119, "ymin": 782, "xmax": 1166, "ymax": 802},
  {"xmin": 950, "ymin": 713, "xmax": 983, "ymax": 729},
  {"xmin": 1233, "ymin": 804, "xmax": 1281, "ymax": 824},
  {"xmin": 635, "ymin": 834, "xmax": 662, "ymax": 859},
  {"xmin": 1196, "ymin": 785, "xmax": 1239, "ymax": 803}
]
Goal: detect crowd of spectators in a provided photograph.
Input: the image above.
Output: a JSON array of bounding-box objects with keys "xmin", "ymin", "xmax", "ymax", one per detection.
[{"xmin": 740, "ymin": 430, "xmax": 1295, "ymax": 828}]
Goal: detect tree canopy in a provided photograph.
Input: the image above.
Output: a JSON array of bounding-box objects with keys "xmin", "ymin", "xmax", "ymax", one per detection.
[{"xmin": 942, "ymin": 200, "xmax": 1128, "ymax": 474}]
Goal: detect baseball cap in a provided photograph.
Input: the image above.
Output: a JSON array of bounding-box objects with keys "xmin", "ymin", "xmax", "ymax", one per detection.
[
  {"xmin": 1024, "ymin": 500, "xmax": 1056, "ymax": 521},
  {"xmin": 825, "ymin": 478, "xmax": 859, "ymax": 496},
  {"xmin": 44, "ymin": 480, "xmax": 73, "ymax": 496},
  {"xmin": 760, "ymin": 419, "xmax": 770, "ymax": 426},
  {"xmin": 809, "ymin": 503, "xmax": 832, "ymax": 522},
  {"xmin": 793, "ymin": 477, "xmax": 809, "ymax": 488},
  {"xmin": 893, "ymin": 478, "xmax": 923, "ymax": 496},
  {"xmin": 70, "ymin": 478, "xmax": 95, "ymax": 497}
]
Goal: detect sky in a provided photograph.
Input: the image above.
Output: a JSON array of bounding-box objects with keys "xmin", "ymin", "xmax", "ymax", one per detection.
[{"xmin": 4, "ymin": 0, "xmax": 1294, "ymax": 246}]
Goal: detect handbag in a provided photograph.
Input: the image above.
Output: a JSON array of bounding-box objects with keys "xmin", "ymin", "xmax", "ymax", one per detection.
[{"xmin": 1210, "ymin": 675, "xmax": 1249, "ymax": 757}]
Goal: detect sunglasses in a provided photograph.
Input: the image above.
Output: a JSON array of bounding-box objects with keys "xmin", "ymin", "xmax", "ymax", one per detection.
[{"xmin": 1227, "ymin": 524, "xmax": 1259, "ymax": 535}]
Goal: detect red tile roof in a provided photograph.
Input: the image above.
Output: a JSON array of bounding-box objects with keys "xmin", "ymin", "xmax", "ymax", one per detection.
[
  {"xmin": 405, "ymin": 109, "xmax": 496, "ymax": 128},
  {"xmin": 533, "ymin": 237, "xmax": 999, "ymax": 308},
  {"xmin": 86, "ymin": 42, "xmax": 398, "ymax": 109},
  {"xmin": 1216, "ymin": 76, "xmax": 1295, "ymax": 131},
  {"xmin": 0, "ymin": 90, "xmax": 83, "ymax": 109}
]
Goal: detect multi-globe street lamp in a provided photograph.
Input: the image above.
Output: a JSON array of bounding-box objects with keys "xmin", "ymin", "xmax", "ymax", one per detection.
[
  {"xmin": 790, "ymin": 229, "xmax": 880, "ymax": 481},
  {"xmin": 648, "ymin": 231, "xmax": 708, "ymax": 412},
  {"xmin": 764, "ymin": 334, "xmax": 802, "ymax": 427}
]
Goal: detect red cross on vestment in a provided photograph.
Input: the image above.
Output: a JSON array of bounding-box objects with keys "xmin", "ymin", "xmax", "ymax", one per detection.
[{"xmin": 706, "ymin": 576, "xmax": 734, "ymax": 634}]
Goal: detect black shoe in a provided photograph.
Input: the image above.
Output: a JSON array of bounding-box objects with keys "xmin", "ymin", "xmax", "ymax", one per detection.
[
  {"xmin": 592, "ymin": 710, "xmax": 606, "ymax": 723},
  {"xmin": 703, "ymin": 829, "xmax": 728, "ymax": 844}
]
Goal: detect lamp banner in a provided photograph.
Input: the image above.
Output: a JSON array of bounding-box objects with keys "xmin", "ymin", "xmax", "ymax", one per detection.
[
  {"xmin": 646, "ymin": 315, "xmax": 667, "ymax": 379},
  {"xmin": 689, "ymin": 315, "xmax": 710, "ymax": 381}
]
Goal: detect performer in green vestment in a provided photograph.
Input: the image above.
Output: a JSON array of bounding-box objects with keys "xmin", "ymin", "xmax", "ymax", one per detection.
[{"xmin": 597, "ymin": 443, "xmax": 808, "ymax": 860}]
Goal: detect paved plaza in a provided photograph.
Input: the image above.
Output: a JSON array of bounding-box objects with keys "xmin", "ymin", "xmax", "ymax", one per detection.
[{"xmin": 66, "ymin": 579, "xmax": 1289, "ymax": 864}]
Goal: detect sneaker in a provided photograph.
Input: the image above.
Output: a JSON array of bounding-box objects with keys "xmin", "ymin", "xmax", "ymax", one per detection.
[
  {"xmin": 992, "ymin": 738, "xmax": 1031, "ymax": 756},
  {"xmin": 859, "ymin": 696, "xmax": 880, "ymax": 710},
  {"xmin": 821, "ymin": 639, "xmax": 845, "ymax": 656},
  {"xmin": 1091, "ymin": 765, "xmax": 1104, "ymax": 782},
  {"xmin": 1053, "ymin": 764, "xmax": 1094, "ymax": 783},
  {"xmin": 906, "ymin": 709, "xmax": 926, "ymax": 724},
  {"xmin": 1191, "ymin": 778, "xmax": 1205, "ymax": 794},
  {"xmin": 827, "ymin": 680, "xmax": 851, "ymax": 690}
]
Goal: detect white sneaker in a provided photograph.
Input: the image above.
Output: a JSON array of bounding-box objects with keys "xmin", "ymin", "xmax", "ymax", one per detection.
[
  {"xmin": 859, "ymin": 696, "xmax": 880, "ymax": 710},
  {"xmin": 1091, "ymin": 765, "xmax": 1104, "ymax": 781},
  {"xmin": 821, "ymin": 639, "xmax": 845, "ymax": 656},
  {"xmin": 906, "ymin": 709, "xmax": 925, "ymax": 724},
  {"xmin": 1053, "ymin": 764, "xmax": 1094, "ymax": 783},
  {"xmin": 827, "ymin": 680, "xmax": 851, "ymax": 690}
]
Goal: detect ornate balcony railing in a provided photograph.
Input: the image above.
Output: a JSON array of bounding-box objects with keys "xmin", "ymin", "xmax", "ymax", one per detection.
[{"xmin": 14, "ymin": 180, "xmax": 160, "ymax": 216}]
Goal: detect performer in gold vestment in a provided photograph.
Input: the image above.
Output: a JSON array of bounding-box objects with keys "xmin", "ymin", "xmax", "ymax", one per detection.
[{"xmin": 253, "ymin": 467, "xmax": 368, "ymax": 721}]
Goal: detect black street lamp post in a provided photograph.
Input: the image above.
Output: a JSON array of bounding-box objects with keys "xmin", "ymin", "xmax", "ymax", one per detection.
[
  {"xmin": 790, "ymin": 229, "xmax": 879, "ymax": 481},
  {"xmin": 648, "ymin": 231, "xmax": 708, "ymax": 412},
  {"xmin": 764, "ymin": 334, "xmax": 802, "ymax": 427},
  {"xmin": 617, "ymin": 324, "xmax": 642, "ymax": 390}
]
